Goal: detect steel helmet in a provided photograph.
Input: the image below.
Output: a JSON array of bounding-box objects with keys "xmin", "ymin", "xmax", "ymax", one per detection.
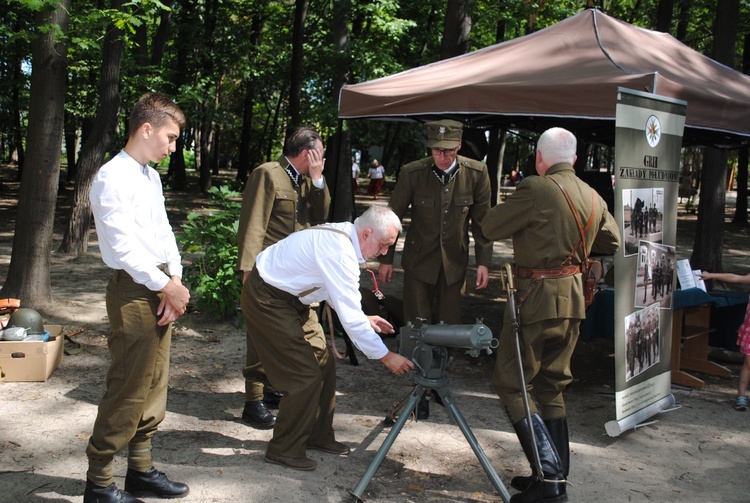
[{"xmin": 7, "ymin": 308, "xmax": 45, "ymax": 335}]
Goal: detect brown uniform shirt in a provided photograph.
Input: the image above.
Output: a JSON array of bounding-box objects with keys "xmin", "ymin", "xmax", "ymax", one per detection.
[
  {"xmin": 237, "ymin": 156, "xmax": 330, "ymax": 272},
  {"xmin": 382, "ymin": 155, "xmax": 493, "ymax": 286}
]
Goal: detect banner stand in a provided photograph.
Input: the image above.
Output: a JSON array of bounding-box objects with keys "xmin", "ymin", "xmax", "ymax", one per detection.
[
  {"xmin": 604, "ymin": 394, "xmax": 677, "ymax": 437},
  {"xmin": 609, "ymin": 88, "xmax": 686, "ymax": 436}
]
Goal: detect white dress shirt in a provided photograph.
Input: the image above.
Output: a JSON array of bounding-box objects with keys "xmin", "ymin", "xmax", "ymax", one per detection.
[
  {"xmin": 255, "ymin": 221, "xmax": 389, "ymax": 360},
  {"xmin": 90, "ymin": 150, "xmax": 183, "ymax": 291}
]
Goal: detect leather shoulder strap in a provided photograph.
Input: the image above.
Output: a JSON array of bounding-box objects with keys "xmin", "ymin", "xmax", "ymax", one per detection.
[
  {"xmin": 304, "ymin": 225, "xmax": 352, "ymax": 241},
  {"xmin": 297, "ymin": 225, "xmax": 353, "ymax": 298},
  {"xmin": 548, "ymin": 175, "xmax": 597, "ymax": 265}
]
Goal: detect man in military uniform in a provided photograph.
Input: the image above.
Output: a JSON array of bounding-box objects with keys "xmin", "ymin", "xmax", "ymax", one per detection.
[
  {"xmin": 377, "ymin": 119, "xmax": 492, "ymax": 419},
  {"xmin": 237, "ymin": 126, "xmax": 330, "ymax": 429},
  {"xmin": 481, "ymin": 128, "xmax": 621, "ymax": 503},
  {"xmin": 378, "ymin": 119, "xmax": 492, "ymax": 327}
]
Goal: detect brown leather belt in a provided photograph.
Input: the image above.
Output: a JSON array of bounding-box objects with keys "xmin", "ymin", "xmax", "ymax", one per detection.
[{"xmin": 514, "ymin": 264, "xmax": 581, "ymax": 280}]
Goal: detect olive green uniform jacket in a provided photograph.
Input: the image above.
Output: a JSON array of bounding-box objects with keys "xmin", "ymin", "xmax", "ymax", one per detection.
[
  {"xmin": 382, "ymin": 155, "xmax": 493, "ymax": 286},
  {"xmin": 237, "ymin": 156, "xmax": 330, "ymax": 271},
  {"xmin": 481, "ymin": 162, "xmax": 621, "ymax": 324}
]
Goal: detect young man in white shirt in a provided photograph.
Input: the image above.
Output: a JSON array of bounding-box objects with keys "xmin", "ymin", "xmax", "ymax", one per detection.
[{"xmin": 86, "ymin": 93, "xmax": 190, "ymax": 503}]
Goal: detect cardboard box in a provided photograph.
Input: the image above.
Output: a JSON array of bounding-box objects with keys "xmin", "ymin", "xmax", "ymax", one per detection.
[{"xmin": 0, "ymin": 325, "xmax": 64, "ymax": 382}]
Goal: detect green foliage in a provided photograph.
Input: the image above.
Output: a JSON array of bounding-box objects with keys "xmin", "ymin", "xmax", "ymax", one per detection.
[
  {"xmin": 179, "ymin": 185, "xmax": 243, "ymax": 321},
  {"xmin": 3, "ymin": 0, "xmax": 750, "ymax": 183}
]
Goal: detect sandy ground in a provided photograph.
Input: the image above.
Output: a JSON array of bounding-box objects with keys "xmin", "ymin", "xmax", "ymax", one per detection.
[{"xmin": 1, "ymin": 172, "xmax": 749, "ymax": 503}]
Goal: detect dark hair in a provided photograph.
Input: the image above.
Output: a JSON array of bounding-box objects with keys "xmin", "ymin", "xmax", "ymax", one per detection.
[
  {"xmin": 128, "ymin": 92, "xmax": 186, "ymax": 137},
  {"xmin": 283, "ymin": 127, "xmax": 322, "ymax": 157}
]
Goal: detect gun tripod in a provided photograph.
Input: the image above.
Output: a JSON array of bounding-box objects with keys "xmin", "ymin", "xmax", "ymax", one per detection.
[{"xmin": 349, "ymin": 343, "xmax": 511, "ymax": 502}]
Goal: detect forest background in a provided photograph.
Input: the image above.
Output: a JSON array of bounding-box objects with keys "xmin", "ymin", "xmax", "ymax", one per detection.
[{"xmin": 1, "ymin": 0, "xmax": 750, "ymax": 310}]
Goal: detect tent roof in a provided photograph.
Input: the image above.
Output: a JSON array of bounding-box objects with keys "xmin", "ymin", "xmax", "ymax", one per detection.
[{"xmin": 338, "ymin": 9, "xmax": 750, "ymax": 148}]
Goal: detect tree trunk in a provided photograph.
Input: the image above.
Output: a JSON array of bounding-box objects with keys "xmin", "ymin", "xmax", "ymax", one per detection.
[
  {"xmin": 441, "ymin": 0, "xmax": 472, "ymax": 59},
  {"xmin": 165, "ymin": 0, "xmax": 192, "ymax": 189},
  {"xmin": 733, "ymin": 148, "xmax": 748, "ymax": 225},
  {"xmin": 58, "ymin": 0, "xmax": 125, "ymax": 257},
  {"xmin": 170, "ymin": 137, "xmax": 188, "ymax": 189},
  {"xmin": 328, "ymin": 0, "xmax": 353, "ymax": 222},
  {"xmin": 211, "ymin": 126, "xmax": 220, "ymax": 176},
  {"xmin": 237, "ymin": 81, "xmax": 257, "ymax": 181},
  {"xmin": 690, "ymin": 148, "xmax": 727, "ymax": 271},
  {"xmin": 150, "ymin": 0, "xmax": 174, "ymax": 67},
  {"xmin": 674, "ymin": 0, "xmax": 692, "ymax": 41},
  {"xmin": 655, "ymin": 0, "xmax": 674, "ymax": 33},
  {"xmin": 133, "ymin": 6, "xmax": 149, "ymax": 67},
  {"xmin": 691, "ymin": 0, "xmax": 739, "ymax": 271},
  {"xmin": 0, "ymin": 0, "xmax": 71, "ymax": 306},
  {"xmin": 237, "ymin": 14, "xmax": 263, "ymax": 181},
  {"xmin": 198, "ymin": 116, "xmax": 213, "ymax": 193},
  {"xmin": 197, "ymin": 0, "xmax": 218, "ymax": 193},
  {"xmin": 288, "ymin": 0, "xmax": 310, "ymax": 129},
  {"xmin": 486, "ymin": 128, "xmax": 507, "ymax": 206},
  {"xmin": 11, "ymin": 53, "xmax": 25, "ymax": 174},
  {"xmin": 732, "ymin": 34, "xmax": 750, "ymax": 226}
]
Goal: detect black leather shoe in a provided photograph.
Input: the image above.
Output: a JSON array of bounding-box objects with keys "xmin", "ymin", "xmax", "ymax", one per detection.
[
  {"xmin": 242, "ymin": 400, "xmax": 276, "ymax": 429},
  {"xmin": 417, "ymin": 393, "xmax": 430, "ymax": 420},
  {"xmin": 84, "ymin": 481, "xmax": 144, "ymax": 503},
  {"xmin": 124, "ymin": 467, "xmax": 189, "ymax": 499},
  {"xmin": 263, "ymin": 390, "xmax": 284, "ymax": 409}
]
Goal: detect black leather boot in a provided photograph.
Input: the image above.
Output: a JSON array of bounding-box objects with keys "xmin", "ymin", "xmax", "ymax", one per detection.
[
  {"xmin": 242, "ymin": 400, "xmax": 276, "ymax": 429},
  {"xmin": 509, "ymin": 414, "xmax": 567, "ymax": 503},
  {"xmin": 545, "ymin": 416, "xmax": 569, "ymax": 478},
  {"xmin": 263, "ymin": 390, "xmax": 284, "ymax": 409},
  {"xmin": 417, "ymin": 392, "xmax": 430, "ymax": 420},
  {"xmin": 84, "ymin": 481, "xmax": 144, "ymax": 503},
  {"xmin": 124, "ymin": 467, "xmax": 189, "ymax": 499},
  {"xmin": 511, "ymin": 416, "xmax": 569, "ymax": 490}
]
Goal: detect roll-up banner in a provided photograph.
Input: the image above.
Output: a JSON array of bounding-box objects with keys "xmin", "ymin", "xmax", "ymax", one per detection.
[{"xmin": 606, "ymin": 88, "xmax": 686, "ymax": 436}]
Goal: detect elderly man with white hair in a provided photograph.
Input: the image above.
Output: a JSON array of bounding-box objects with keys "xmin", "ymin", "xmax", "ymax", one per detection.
[
  {"xmin": 481, "ymin": 127, "xmax": 621, "ymax": 503},
  {"xmin": 241, "ymin": 205, "xmax": 415, "ymax": 472}
]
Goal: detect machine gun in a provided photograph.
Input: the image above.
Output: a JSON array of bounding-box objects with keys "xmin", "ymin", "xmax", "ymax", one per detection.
[
  {"xmin": 350, "ymin": 320, "xmax": 511, "ymax": 502},
  {"xmin": 400, "ymin": 318, "xmax": 497, "ymax": 372}
]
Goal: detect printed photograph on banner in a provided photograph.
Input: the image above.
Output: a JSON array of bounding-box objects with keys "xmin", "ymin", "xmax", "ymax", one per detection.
[
  {"xmin": 624, "ymin": 303, "xmax": 661, "ymax": 382},
  {"xmin": 621, "ymin": 187, "xmax": 665, "ymax": 256},
  {"xmin": 634, "ymin": 240, "xmax": 676, "ymax": 309}
]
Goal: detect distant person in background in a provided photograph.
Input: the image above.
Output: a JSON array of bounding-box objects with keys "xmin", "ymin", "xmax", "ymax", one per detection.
[
  {"xmin": 698, "ymin": 271, "xmax": 750, "ymax": 412},
  {"xmin": 367, "ymin": 159, "xmax": 386, "ymax": 199},
  {"xmin": 352, "ymin": 156, "xmax": 360, "ymax": 192}
]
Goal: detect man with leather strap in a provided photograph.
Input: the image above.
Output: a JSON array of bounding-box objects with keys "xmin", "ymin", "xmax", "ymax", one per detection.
[
  {"xmin": 481, "ymin": 127, "xmax": 621, "ymax": 503},
  {"xmin": 241, "ymin": 206, "xmax": 414, "ymax": 471}
]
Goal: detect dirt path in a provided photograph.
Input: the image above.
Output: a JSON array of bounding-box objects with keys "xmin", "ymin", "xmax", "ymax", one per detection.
[{"xmin": 1, "ymin": 169, "xmax": 749, "ymax": 502}]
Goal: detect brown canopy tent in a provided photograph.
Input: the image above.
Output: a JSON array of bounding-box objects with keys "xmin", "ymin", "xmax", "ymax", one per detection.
[{"xmin": 338, "ymin": 9, "xmax": 750, "ymax": 148}]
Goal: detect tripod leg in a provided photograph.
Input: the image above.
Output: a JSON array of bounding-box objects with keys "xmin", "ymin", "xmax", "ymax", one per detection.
[
  {"xmin": 435, "ymin": 389, "xmax": 511, "ymax": 503},
  {"xmin": 349, "ymin": 384, "xmax": 424, "ymax": 502}
]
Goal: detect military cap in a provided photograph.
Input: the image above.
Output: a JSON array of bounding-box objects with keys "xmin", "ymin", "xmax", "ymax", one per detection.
[{"xmin": 425, "ymin": 119, "xmax": 464, "ymax": 149}]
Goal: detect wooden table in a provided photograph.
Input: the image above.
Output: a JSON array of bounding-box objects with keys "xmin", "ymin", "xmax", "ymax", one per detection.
[{"xmin": 671, "ymin": 303, "xmax": 731, "ymax": 388}]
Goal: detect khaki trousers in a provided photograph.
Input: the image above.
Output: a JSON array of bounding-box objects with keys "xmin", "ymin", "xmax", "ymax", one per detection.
[
  {"xmin": 492, "ymin": 316, "xmax": 579, "ymax": 423},
  {"xmin": 86, "ymin": 270, "xmax": 172, "ymax": 486},
  {"xmin": 241, "ymin": 268, "xmax": 336, "ymax": 459},
  {"xmin": 403, "ymin": 267, "xmax": 464, "ymax": 325},
  {"xmin": 243, "ymin": 332, "xmax": 269, "ymax": 402}
]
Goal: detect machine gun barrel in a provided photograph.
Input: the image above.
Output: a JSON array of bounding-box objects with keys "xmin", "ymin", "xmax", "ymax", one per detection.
[{"xmin": 420, "ymin": 323, "xmax": 497, "ymax": 350}]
